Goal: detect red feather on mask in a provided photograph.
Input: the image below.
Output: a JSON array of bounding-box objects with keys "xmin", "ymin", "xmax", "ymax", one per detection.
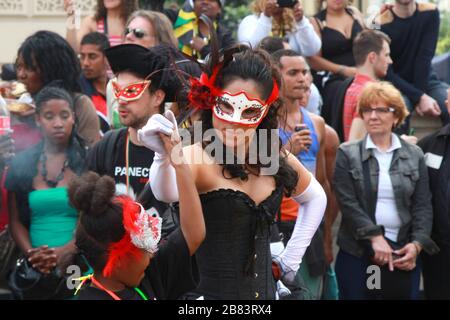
[
  {"xmin": 102, "ymin": 197, "xmax": 143, "ymax": 277},
  {"xmin": 187, "ymin": 65, "xmax": 223, "ymax": 110}
]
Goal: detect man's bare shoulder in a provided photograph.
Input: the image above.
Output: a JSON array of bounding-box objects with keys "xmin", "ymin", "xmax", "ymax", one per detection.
[
  {"xmin": 374, "ymin": 8, "xmax": 394, "ymax": 25},
  {"xmin": 417, "ymin": 2, "xmax": 437, "ymax": 12}
]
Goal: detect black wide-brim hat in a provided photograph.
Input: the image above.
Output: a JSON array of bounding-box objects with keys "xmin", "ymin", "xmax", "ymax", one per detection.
[{"xmin": 105, "ymin": 44, "xmax": 182, "ymax": 102}]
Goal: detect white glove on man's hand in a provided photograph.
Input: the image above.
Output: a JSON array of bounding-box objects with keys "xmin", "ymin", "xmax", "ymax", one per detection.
[{"xmin": 138, "ymin": 110, "xmax": 178, "ymax": 156}]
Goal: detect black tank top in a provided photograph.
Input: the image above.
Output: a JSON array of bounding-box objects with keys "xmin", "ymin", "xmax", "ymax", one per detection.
[{"xmin": 314, "ymin": 8, "xmax": 363, "ymax": 67}]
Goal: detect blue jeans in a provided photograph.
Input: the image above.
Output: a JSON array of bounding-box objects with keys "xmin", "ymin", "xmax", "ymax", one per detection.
[
  {"xmin": 335, "ymin": 249, "xmax": 422, "ymax": 300},
  {"xmin": 401, "ymin": 74, "xmax": 450, "ymax": 131}
]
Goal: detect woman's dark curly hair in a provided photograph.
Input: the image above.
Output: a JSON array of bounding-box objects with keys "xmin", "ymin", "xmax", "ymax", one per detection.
[
  {"xmin": 69, "ymin": 172, "xmax": 125, "ymax": 273},
  {"xmin": 200, "ymin": 45, "xmax": 299, "ymax": 196},
  {"xmin": 17, "ymin": 31, "xmax": 81, "ymax": 94},
  {"xmin": 95, "ymin": 0, "xmax": 138, "ymax": 22}
]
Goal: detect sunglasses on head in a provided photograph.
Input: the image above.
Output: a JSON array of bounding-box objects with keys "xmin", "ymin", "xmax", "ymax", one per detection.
[{"xmin": 124, "ymin": 27, "xmax": 147, "ymax": 39}]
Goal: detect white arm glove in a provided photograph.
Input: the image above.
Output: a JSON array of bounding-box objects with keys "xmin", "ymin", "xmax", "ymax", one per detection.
[
  {"xmin": 137, "ymin": 110, "xmax": 180, "ymax": 203},
  {"xmin": 275, "ymin": 172, "xmax": 327, "ymax": 283},
  {"xmin": 288, "ymin": 17, "xmax": 322, "ymax": 57}
]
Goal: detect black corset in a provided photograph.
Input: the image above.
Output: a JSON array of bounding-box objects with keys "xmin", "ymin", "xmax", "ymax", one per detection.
[{"xmin": 193, "ymin": 187, "xmax": 283, "ymax": 300}]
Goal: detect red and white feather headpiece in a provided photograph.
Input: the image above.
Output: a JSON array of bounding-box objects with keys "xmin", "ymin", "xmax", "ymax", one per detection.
[{"xmin": 102, "ymin": 196, "xmax": 162, "ymax": 277}]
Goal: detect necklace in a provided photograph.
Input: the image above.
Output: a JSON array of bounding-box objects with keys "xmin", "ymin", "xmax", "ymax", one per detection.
[
  {"xmin": 125, "ymin": 131, "xmax": 130, "ymax": 194},
  {"xmin": 75, "ymin": 275, "xmax": 149, "ymax": 300},
  {"xmin": 40, "ymin": 151, "xmax": 69, "ymax": 188}
]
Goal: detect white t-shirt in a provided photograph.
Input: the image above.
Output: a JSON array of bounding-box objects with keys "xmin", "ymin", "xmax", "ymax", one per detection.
[
  {"xmin": 366, "ymin": 134, "xmax": 402, "ymax": 242},
  {"xmin": 237, "ymin": 14, "xmax": 322, "ymax": 57}
]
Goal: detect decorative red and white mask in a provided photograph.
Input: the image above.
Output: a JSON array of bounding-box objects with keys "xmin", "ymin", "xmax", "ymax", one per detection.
[
  {"xmin": 102, "ymin": 197, "xmax": 162, "ymax": 277},
  {"xmin": 188, "ymin": 65, "xmax": 279, "ymax": 126},
  {"xmin": 130, "ymin": 204, "xmax": 162, "ymax": 254},
  {"xmin": 213, "ymin": 91, "xmax": 270, "ymax": 126},
  {"xmin": 111, "ymin": 79, "xmax": 151, "ymax": 102}
]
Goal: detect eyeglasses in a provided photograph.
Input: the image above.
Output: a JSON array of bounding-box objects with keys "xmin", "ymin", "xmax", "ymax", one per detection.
[
  {"xmin": 361, "ymin": 107, "xmax": 395, "ymax": 115},
  {"xmin": 124, "ymin": 27, "xmax": 147, "ymax": 39}
]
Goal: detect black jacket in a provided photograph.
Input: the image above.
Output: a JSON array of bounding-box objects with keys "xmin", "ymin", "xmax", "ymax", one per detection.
[{"xmin": 418, "ymin": 124, "xmax": 450, "ymax": 248}]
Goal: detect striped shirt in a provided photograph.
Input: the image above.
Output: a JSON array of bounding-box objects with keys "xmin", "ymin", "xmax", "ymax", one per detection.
[{"xmin": 97, "ymin": 18, "xmax": 123, "ymax": 47}]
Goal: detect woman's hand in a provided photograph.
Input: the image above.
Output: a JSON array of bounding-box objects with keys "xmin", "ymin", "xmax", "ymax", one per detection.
[
  {"xmin": 264, "ymin": 0, "xmax": 278, "ymax": 18},
  {"xmin": 27, "ymin": 246, "xmax": 57, "ymax": 274},
  {"xmin": 393, "ymin": 243, "xmax": 419, "ymax": 271},
  {"xmin": 380, "ymin": 3, "xmax": 394, "ymax": 14},
  {"xmin": 370, "ymin": 235, "xmax": 394, "ymax": 271},
  {"xmin": 190, "ymin": 36, "xmax": 208, "ymax": 53},
  {"xmin": 415, "ymin": 94, "xmax": 441, "ymax": 117},
  {"xmin": 64, "ymin": 0, "xmax": 76, "ymax": 15},
  {"xmin": 138, "ymin": 111, "xmax": 178, "ymax": 155},
  {"xmin": 159, "ymin": 131, "xmax": 184, "ymax": 168},
  {"xmin": 159, "ymin": 111, "xmax": 183, "ymax": 168},
  {"xmin": 0, "ymin": 81, "xmax": 14, "ymax": 98}
]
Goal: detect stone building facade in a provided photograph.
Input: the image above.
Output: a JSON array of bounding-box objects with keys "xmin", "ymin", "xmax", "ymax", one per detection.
[{"xmin": 0, "ymin": 0, "xmax": 95, "ymax": 63}]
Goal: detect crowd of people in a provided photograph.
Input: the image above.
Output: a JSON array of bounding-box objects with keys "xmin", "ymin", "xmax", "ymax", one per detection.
[{"xmin": 0, "ymin": 0, "xmax": 449, "ymax": 300}]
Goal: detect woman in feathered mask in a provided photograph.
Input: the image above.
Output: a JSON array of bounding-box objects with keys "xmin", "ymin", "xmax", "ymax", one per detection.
[{"xmin": 138, "ymin": 44, "xmax": 327, "ymax": 300}]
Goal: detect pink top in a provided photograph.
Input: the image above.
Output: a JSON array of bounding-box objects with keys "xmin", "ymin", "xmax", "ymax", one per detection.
[{"xmin": 97, "ymin": 18, "xmax": 123, "ymax": 47}]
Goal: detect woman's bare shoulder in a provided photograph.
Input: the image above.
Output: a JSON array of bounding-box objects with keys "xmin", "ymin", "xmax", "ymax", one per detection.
[{"xmin": 183, "ymin": 142, "xmax": 214, "ymax": 166}]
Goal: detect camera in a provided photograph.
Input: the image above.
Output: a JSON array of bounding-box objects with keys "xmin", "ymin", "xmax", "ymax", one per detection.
[{"xmin": 277, "ymin": 0, "xmax": 297, "ymax": 8}]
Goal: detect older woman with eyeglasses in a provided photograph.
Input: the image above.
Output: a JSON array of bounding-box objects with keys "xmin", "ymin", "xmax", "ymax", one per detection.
[{"xmin": 333, "ymin": 82, "xmax": 439, "ymax": 300}]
